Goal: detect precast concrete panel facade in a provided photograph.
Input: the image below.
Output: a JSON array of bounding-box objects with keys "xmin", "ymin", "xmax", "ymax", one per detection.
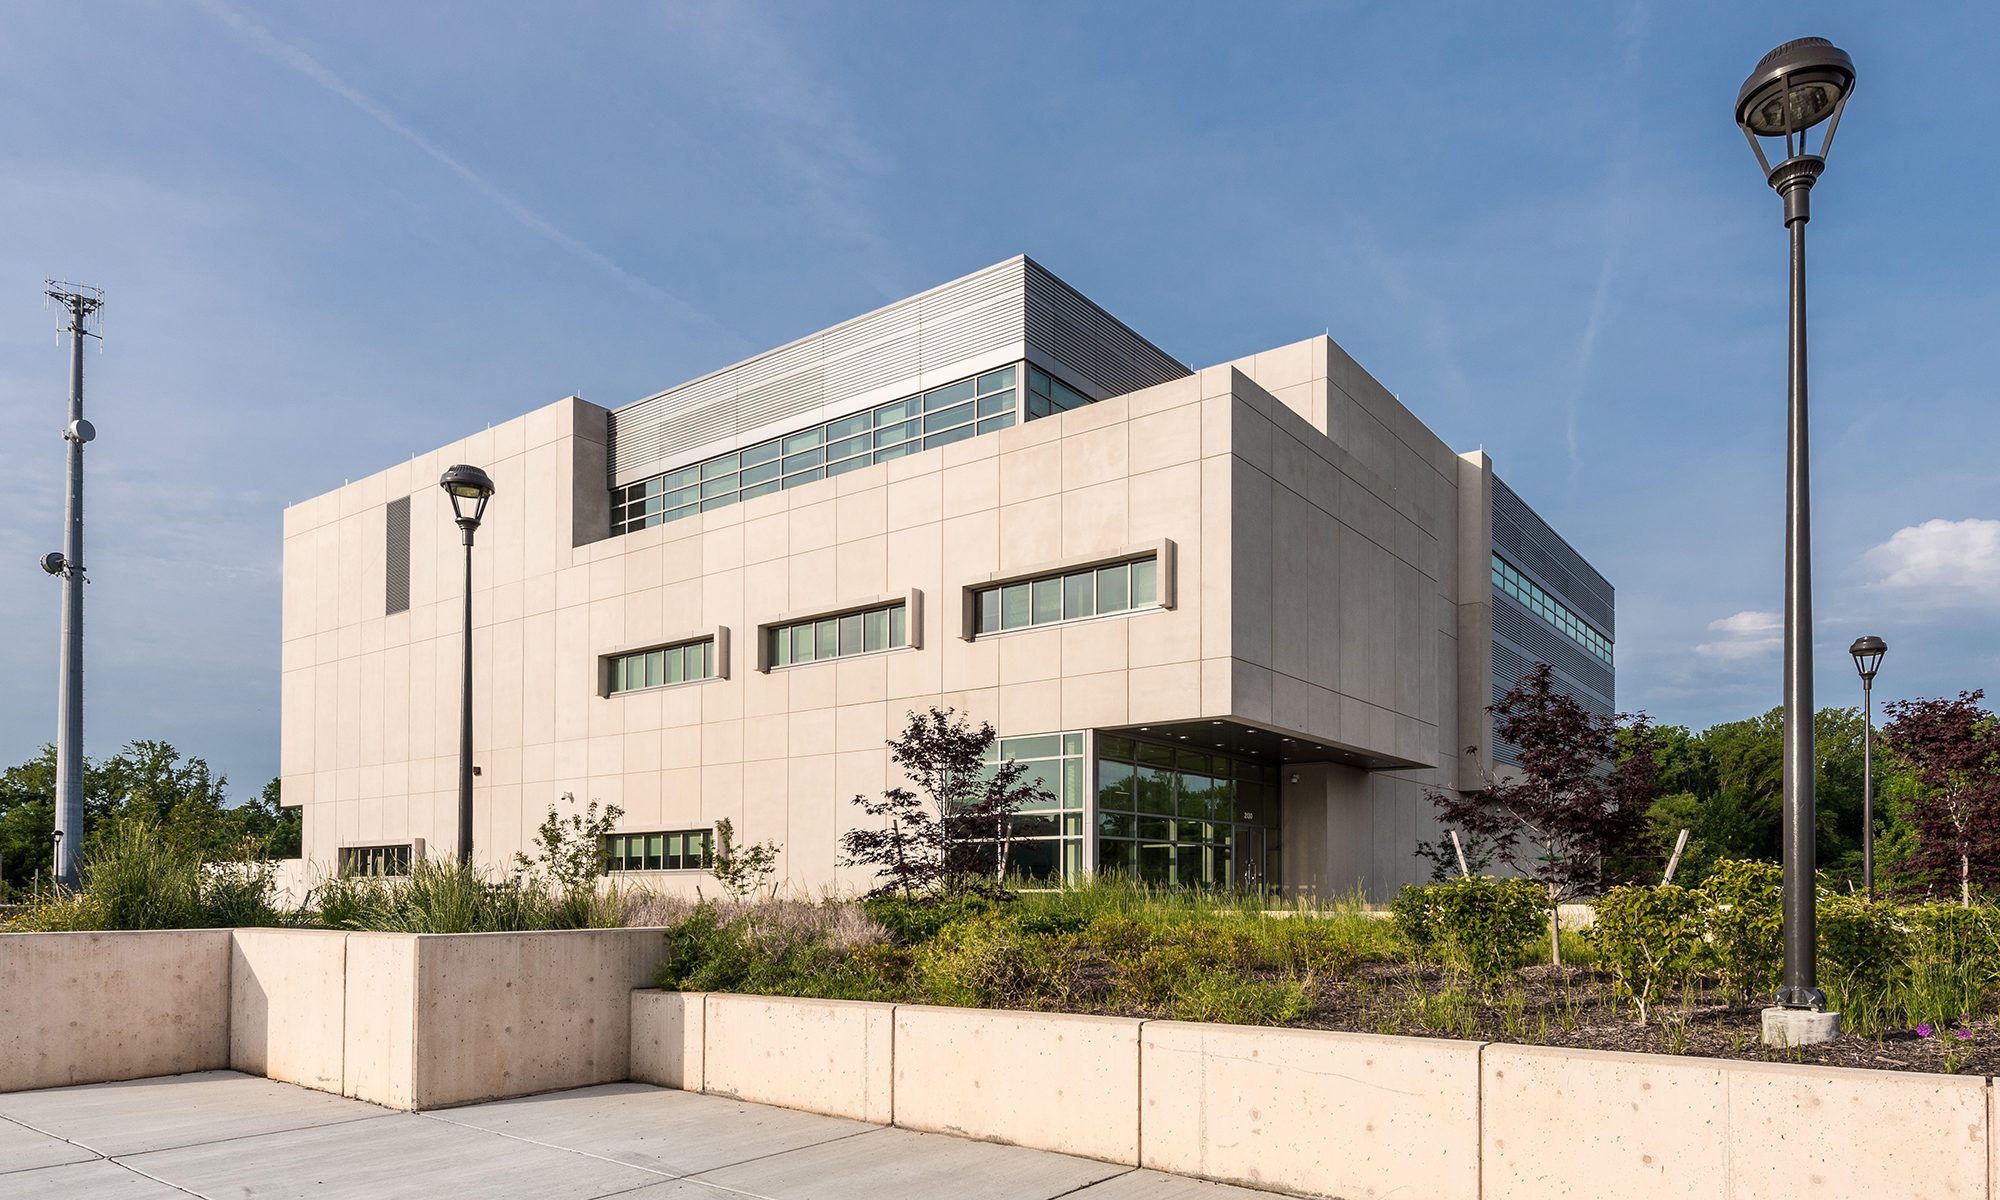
[{"xmin": 280, "ymin": 259, "xmax": 1611, "ymax": 899}]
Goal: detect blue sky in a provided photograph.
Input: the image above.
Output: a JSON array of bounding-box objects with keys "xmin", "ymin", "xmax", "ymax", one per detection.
[{"xmin": 1, "ymin": 2, "xmax": 1994, "ymax": 796}]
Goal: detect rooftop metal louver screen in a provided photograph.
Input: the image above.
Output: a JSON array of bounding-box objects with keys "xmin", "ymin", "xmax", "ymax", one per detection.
[
  {"xmin": 1491, "ymin": 476, "xmax": 1614, "ymax": 637},
  {"xmin": 603, "ymin": 257, "xmax": 1189, "ymax": 488},
  {"xmin": 385, "ymin": 496, "xmax": 410, "ymax": 615}
]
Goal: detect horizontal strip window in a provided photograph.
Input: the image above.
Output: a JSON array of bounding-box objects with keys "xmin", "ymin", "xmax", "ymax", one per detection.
[
  {"xmin": 339, "ymin": 843, "xmax": 413, "ymax": 878},
  {"xmin": 766, "ymin": 601, "xmax": 907, "ymax": 668},
  {"xmin": 607, "ymin": 637, "xmax": 717, "ymax": 694},
  {"xmin": 1491, "ymin": 553, "xmax": 1613, "ymax": 665},
  {"xmin": 604, "ymin": 829, "xmax": 712, "ymax": 872},
  {"xmin": 973, "ymin": 555, "xmax": 1158, "ymax": 636},
  {"xmin": 1026, "ymin": 366, "xmax": 1093, "ymax": 421},
  {"xmin": 613, "ymin": 365, "xmax": 1020, "ymax": 535}
]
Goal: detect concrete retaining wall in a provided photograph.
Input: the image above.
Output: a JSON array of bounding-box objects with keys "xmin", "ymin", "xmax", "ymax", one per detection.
[
  {"xmin": 895, "ymin": 1005, "xmax": 1139, "ymax": 1161},
  {"xmin": 1142, "ymin": 1020, "xmax": 1482, "ymax": 1200},
  {"xmin": 406, "ymin": 929, "xmax": 667, "ymax": 1108},
  {"xmin": 1481, "ymin": 1043, "xmax": 1991, "ymax": 1200},
  {"xmin": 630, "ymin": 990, "xmax": 704, "ymax": 1090},
  {"xmin": 703, "ymin": 994, "xmax": 893, "ymax": 1123},
  {"xmin": 635, "ymin": 992, "xmax": 2000, "ymax": 1197},
  {"xmin": 230, "ymin": 927, "xmax": 347, "ymax": 1093},
  {"xmin": 4, "ymin": 926, "xmax": 664, "ymax": 1111},
  {"xmin": 0, "ymin": 930, "xmax": 231, "ymax": 1092}
]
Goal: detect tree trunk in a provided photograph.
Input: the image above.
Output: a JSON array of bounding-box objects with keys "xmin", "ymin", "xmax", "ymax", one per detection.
[
  {"xmin": 1548, "ymin": 887, "xmax": 1563, "ymax": 967},
  {"xmin": 1963, "ymin": 853, "xmax": 1971, "ymax": 909}
]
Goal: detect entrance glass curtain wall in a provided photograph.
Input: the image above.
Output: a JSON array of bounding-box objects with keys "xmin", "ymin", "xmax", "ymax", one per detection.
[{"xmin": 1094, "ymin": 733, "xmax": 1281, "ymax": 890}]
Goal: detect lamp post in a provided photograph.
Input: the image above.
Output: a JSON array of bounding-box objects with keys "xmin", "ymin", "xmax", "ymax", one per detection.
[
  {"xmin": 1736, "ymin": 36, "xmax": 1855, "ymax": 1043},
  {"xmin": 1849, "ymin": 636, "xmax": 1886, "ymax": 901},
  {"xmin": 440, "ymin": 464, "xmax": 496, "ymax": 866}
]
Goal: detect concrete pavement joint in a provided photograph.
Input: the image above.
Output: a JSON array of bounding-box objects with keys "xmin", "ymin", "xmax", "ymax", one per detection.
[
  {"xmin": 1047, "ymin": 1166, "xmax": 1140, "ymax": 1198},
  {"xmin": 417, "ymin": 1105, "xmax": 879, "ymax": 1183},
  {"xmin": 99, "ymin": 1157, "xmax": 212, "ymax": 1198},
  {"xmin": 669, "ymin": 1124, "xmax": 888, "ymax": 1190},
  {"xmin": 0, "ymin": 1107, "xmax": 106, "ymax": 1165}
]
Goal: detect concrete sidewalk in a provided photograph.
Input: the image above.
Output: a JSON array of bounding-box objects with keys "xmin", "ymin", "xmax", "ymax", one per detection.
[{"xmin": 0, "ymin": 1072, "xmax": 1285, "ymax": 1200}]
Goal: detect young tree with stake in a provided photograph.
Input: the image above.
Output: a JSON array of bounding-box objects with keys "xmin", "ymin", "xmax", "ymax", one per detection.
[{"xmin": 1427, "ymin": 664, "xmax": 1655, "ymax": 964}]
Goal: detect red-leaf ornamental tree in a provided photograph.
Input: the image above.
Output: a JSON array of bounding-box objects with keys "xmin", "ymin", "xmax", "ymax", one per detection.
[
  {"xmin": 1427, "ymin": 663, "xmax": 1655, "ymax": 964},
  {"xmin": 1881, "ymin": 690, "xmax": 2000, "ymax": 908},
  {"xmin": 841, "ymin": 707, "xmax": 1053, "ymax": 900}
]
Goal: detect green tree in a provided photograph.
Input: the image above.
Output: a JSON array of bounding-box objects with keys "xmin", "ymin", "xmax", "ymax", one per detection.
[{"xmin": 0, "ymin": 743, "xmax": 298, "ymax": 895}]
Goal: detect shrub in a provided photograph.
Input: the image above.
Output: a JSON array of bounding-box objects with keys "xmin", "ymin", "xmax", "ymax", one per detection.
[
  {"xmin": 1698, "ymin": 858, "xmax": 1783, "ymax": 999},
  {"xmin": 710, "ymin": 818, "xmax": 782, "ymax": 902},
  {"xmin": 658, "ymin": 903, "xmax": 752, "ymax": 991},
  {"xmin": 2, "ymin": 891, "xmax": 109, "ymax": 931},
  {"xmin": 654, "ymin": 899, "xmax": 893, "ymax": 997},
  {"xmin": 863, "ymin": 891, "xmax": 997, "ymax": 945},
  {"xmin": 1816, "ymin": 895, "xmax": 1911, "ymax": 1034},
  {"xmin": 1391, "ymin": 877, "xmax": 1547, "ymax": 982},
  {"xmin": 918, "ymin": 920, "xmax": 1109, "ymax": 1010},
  {"xmin": 514, "ymin": 796, "xmax": 627, "ymax": 929},
  {"xmin": 1590, "ymin": 884, "xmax": 1704, "ymax": 1023},
  {"xmin": 1389, "ymin": 885, "xmax": 1437, "ymax": 958}
]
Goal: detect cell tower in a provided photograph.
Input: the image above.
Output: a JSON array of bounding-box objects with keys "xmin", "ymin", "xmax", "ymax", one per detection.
[{"xmin": 42, "ymin": 281, "xmax": 103, "ymax": 890}]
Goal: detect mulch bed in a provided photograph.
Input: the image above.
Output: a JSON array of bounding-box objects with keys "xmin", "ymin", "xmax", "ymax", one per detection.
[{"xmin": 1289, "ymin": 962, "xmax": 1995, "ymax": 1076}]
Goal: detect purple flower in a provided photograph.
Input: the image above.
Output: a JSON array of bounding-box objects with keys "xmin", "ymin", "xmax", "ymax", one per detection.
[
  {"xmin": 1915, "ymin": 1024, "xmax": 1935, "ymax": 1039},
  {"xmin": 1956, "ymin": 1030, "xmax": 1974, "ymax": 1041}
]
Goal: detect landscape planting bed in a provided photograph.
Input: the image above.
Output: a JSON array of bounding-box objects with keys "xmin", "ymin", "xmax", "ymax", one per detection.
[{"xmin": 1292, "ymin": 961, "xmax": 1997, "ymax": 1075}]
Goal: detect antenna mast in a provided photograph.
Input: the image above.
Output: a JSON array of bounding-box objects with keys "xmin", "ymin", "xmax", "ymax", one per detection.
[{"xmin": 44, "ymin": 280, "xmax": 102, "ymax": 890}]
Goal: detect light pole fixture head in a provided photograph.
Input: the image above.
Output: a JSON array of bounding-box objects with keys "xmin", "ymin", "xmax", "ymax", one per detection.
[
  {"xmin": 1737, "ymin": 37, "xmax": 1856, "ymax": 187},
  {"xmin": 1849, "ymin": 635, "xmax": 1887, "ymax": 682},
  {"xmin": 439, "ymin": 464, "xmax": 496, "ymax": 533}
]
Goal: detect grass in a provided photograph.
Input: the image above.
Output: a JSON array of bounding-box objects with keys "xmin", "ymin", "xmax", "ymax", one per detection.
[
  {"xmin": 315, "ymin": 858, "xmax": 627, "ymax": 933},
  {"xmin": 651, "ymin": 876, "xmax": 1399, "ymax": 1026},
  {"xmin": 2, "ymin": 818, "xmax": 289, "ymax": 931}
]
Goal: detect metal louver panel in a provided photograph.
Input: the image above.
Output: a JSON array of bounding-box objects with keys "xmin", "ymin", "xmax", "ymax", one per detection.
[
  {"xmin": 603, "ymin": 256, "xmax": 1190, "ymax": 487},
  {"xmin": 384, "ymin": 496, "xmax": 410, "ymax": 615},
  {"xmin": 1491, "ymin": 476, "xmax": 1615, "ymax": 636},
  {"xmin": 1023, "ymin": 259, "xmax": 1190, "ymax": 400}
]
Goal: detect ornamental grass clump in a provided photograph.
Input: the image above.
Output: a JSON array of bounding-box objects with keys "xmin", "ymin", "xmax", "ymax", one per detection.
[{"xmin": 2, "ymin": 816, "xmax": 291, "ymax": 931}]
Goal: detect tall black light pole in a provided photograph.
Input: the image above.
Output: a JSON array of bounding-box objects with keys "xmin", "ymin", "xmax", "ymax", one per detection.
[
  {"xmin": 1736, "ymin": 37, "xmax": 1855, "ymax": 1039},
  {"xmin": 1850, "ymin": 636, "xmax": 1886, "ymax": 901},
  {"xmin": 440, "ymin": 464, "xmax": 496, "ymax": 866}
]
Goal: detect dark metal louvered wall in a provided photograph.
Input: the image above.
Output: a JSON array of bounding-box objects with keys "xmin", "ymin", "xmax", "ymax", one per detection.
[
  {"xmin": 1489, "ymin": 477, "xmax": 1615, "ymax": 764},
  {"xmin": 385, "ymin": 495, "xmax": 410, "ymax": 615}
]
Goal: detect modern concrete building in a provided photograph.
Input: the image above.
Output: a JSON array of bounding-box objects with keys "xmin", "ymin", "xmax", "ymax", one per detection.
[{"xmin": 280, "ymin": 257, "xmax": 1613, "ymax": 898}]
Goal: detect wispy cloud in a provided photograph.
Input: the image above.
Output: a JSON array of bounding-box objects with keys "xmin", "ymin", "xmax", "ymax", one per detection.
[
  {"xmin": 1563, "ymin": 0, "xmax": 1649, "ymax": 474},
  {"xmin": 192, "ymin": 0, "xmax": 717, "ymax": 329},
  {"xmin": 1696, "ymin": 609, "xmax": 1782, "ymax": 661},
  {"xmin": 655, "ymin": 2, "xmax": 898, "ymax": 288},
  {"xmin": 1863, "ymin": 518, "xmax": 2000, "ymax": 608}
]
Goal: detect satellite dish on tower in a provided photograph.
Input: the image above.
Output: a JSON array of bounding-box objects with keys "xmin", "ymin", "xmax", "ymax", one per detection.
[
  {"xmin": 39, "ymin": 552, "xmax": 66, "ymax": 576},
  {"xmin": 67, "ymin": 418, "xmax": 95, "ymax": 444}
]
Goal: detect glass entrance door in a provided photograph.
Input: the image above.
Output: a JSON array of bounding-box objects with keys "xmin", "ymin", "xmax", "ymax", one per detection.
[{"xmin": 1231, "ymin": 826, "xmax": 1266, "ymax": 891}]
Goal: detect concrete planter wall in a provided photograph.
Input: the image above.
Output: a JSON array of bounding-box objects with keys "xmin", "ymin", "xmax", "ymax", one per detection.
[
  {"xmin": 4, "ymin": 926, "xmax": 665, "ymax": 1110},
  {"xmin": 7, "ymin": 928, "xmax": 1996, "ymax": 1198},
  {"xmin": 634, "ymin": 991, "xmax": 2000, "ymax": 1200},
  {"xmin": 0, "ymin": 930, "xmax": 232, "ymax": 1092}
]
